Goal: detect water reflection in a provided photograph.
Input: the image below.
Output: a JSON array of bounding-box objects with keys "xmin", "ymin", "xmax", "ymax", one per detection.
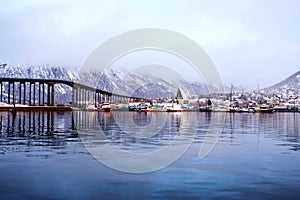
[
  {"xmin": 1, "ymin": 111, "xmax": 299, "ymax": 154},
  {"xmin": 73, "ymin": 111, "xmax": 207, "ymax": 173},
  {"xmin": 0, "ymin": 111, "xmax": 300, "ymax": 198},
  {"xmin": 223, "ymin": 112, "xmax": 300, "ymax": 151},
  {"xmin": 73, "ymin": 111, "xmax": 187, "ymax": 153},
  {"xmin": 0, "ymin": 111, "xmax": 78, "ymax": 156}
]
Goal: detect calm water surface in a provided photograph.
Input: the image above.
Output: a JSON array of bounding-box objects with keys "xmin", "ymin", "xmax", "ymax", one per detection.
[{"xmin": 0, "ymin": 111, "xmax": 299, "ymax": 199}]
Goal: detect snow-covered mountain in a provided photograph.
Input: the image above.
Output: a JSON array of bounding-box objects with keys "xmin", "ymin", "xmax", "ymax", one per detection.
[
  {"xmin": 0, "ymin": 64, "xmax": 77, "ymax": 81},
  {"xmin": 75, "ymin": 68, "xmax": 214, "ymax": 99},
  {"xmin": 0, "ymin": 64, "xmax": 217, "ymax": 103},
  {"xmin": 0, "ymin": 64, "xmax": 78, "ymax": 103},
  {"xmin": 265, "ymin": 71, "xmax": 300, "ymax": 90}
]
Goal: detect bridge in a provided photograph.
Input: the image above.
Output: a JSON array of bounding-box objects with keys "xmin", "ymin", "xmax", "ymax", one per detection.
[{"xmin": 0, "ymin": 78, "xmax": 146, "ymax": 109}]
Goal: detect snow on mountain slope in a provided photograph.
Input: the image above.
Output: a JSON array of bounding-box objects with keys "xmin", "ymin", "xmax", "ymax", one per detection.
[{"xmin": 0, "ymin": 64, "xmax": 211, "ymax": 103}]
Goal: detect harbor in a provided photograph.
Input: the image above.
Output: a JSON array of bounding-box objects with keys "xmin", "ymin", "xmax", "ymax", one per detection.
[
  {"xmin": 0, "ymin": 75, "xmax": 299, "ymax": 114},
  {"xmin": 1, "ymin": 110, "xmax": 299, "ymax": 199},
  {"xmin": 1, "ymin": 1, "xmax": 300, "ymax": 198}
]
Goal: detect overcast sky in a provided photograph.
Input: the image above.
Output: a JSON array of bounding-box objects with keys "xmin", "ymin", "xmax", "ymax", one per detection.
[{"xmin": 0, "ymin": 0, "xmax": 299, "ymax": 90}]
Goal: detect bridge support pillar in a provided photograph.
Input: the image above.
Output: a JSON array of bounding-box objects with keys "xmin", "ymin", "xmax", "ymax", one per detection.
[
  {"xmin": 8, "ymin": 82, "xmax": 11, "ymax": 104},
  {"xmin": 47, "ymin": 84, "xmax": 50, "ymax": 106},
  {"xmin": 87, "ymin": 89, "xmax": 89, "ymax": 106},
  {"xmin": 99, "ymin": 92, "xmax": 101, "ymax": 106},
  {"xmin": 103, "ymin": 94, "xmax": 106, "ymax": 102},
  {"xmin": 12, "ymin": 82, "xmax": 15, "ymax": 104},
  {"xmin": 76, "ymin": 88, "xmax": 80, "ymax": 107},
  {"xmin": 94, "ymin": 91, "xmax": 97, "ymax": 108},
  {"xmin": 81, "ymin": 89, "xmax": 83, "ymax": 107},
  {"xmin": 83, "ymin": 89, "xmax": 86, "ymax": 107},
  {"xmin": 72, "ymin": 87, "xmax": 75, "ymax": 107},
  {"xmin": 80, "ymin": 88, "xmax": 83, "ymax": 108},
  {"xmin": 23, "ymin": 82, "xmax": 26, "ymax": 105},
  {"xmin": 19, "ymin": 82, "xmax": 22, "ymax": 104},
  {"xmin": 33, "ymin": 82, "xmax": 36, "ymax": 106},
  {"xmin": 78, "ymin": 88, "xmax": 81, "ymax": 108},
  {"xmin": 0, "ymin": 82, "xmax": 2, "ymax": 103},
  {"xmin": 42, "ymin": 83, "xmax": 45, "ymax": 106},
  {"xmin": 77, "ymin": 88, "xmax": 79, "ymax": 107},
  {"xmin": 38, "ymin": 83, "xmax": 41, "ymax": 106},
  {"xmin": 51, "ymin": 84, "xmax": 54, "ymax": 106},
  {"xmin": 29, "ymin": 82, "xmax": 32, "ymax": 106},
  {"xmin": 85, "ymin": 90, "xmax": 88, "ymax": 106},
  {"xmin": 82, "ymin": 88, "xmax": 84, "ymax": 107}
]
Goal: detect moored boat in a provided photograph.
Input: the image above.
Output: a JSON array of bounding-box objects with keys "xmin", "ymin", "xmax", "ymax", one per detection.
[
  {"xmin": 85, "ymin": 104, "xmax": 97, "ymax": 111},
  {"xmin": 273, "ymin": 103, "xmax": 298, "ymax": 112},
  {"xmin": 101, "ymin": 102, "xmax": 111, "ymax": 112},
  {"xmin": 248, "ymin": 107, "xmax": 256, "ymax": 113},
  {"xmin": 136, "ymin": 103, "xmax": 151, "ymax": 112},
  {"xmin": 166, "ymin": 104, "xmax": 183, "ymax": 112},
  {"xmin": 128, "ymin": 105, "xmax": 137, "ymax": 111},
  {"xmin": 259, "ymin": 104, "xmax": 274, "ymax": 113},
  {"xmin": 199, "ymin": 106, "xmax": 212, "ymax": 112},
  {"xmin": 140, "ymin": 107, "xmax": 151, "ymax": 112}
]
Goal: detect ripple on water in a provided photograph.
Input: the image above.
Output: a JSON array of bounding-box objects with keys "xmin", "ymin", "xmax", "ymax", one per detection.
[{"xmin": 0, "ymin": 111, "xmax": 299, "ymax": 199}]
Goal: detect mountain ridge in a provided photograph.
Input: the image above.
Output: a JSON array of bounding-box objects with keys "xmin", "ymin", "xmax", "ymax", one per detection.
[
  {"xmin": 1, "ymin": 64, "xmax": 298, "ymax": 102},
  {"xmin": 0, "ymin": 65, "xmax": 210, "ymax": 101},
  {"xmin": 265, "ymin": 70, "xmax": 300, "ymax": 90}
]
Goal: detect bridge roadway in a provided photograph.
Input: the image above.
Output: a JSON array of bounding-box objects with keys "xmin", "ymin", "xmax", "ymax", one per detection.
[{"xmin": 0, "ymin": 78, "xmax": 146, "ymax": 110}]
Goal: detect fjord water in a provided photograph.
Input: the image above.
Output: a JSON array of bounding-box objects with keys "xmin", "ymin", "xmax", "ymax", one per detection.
[{"xmin": 0, "ymin": 111, "xmax": 299, "ymax": 199}]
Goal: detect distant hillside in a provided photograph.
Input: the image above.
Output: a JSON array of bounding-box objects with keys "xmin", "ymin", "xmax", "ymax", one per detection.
[
  {"xmin": 266, "ymin": 71, "xmax": 300, "ymax": 90},
  {"xmin": 0, "ymin": 64, "xmax": 211, "ymax": 101},
  {"xmin": 0, "ymin": 64, "xmax": 244, "ymax": 102}
]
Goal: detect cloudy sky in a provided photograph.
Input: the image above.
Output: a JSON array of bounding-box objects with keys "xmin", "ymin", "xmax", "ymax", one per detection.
[{"xmin": 0, "ymin": 0, "xmax": 299, "ymax": 90}]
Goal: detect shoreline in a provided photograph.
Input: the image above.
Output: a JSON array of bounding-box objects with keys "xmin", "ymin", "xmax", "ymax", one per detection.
[{"xmin": 0, "ymin": 106, "xmax": 299, "ymax": 113}]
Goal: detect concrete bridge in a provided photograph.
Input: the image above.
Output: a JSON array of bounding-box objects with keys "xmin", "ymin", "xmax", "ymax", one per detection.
[{"xmin": 0, "ymin": 78, "xmax": 146, "ymax": 109}]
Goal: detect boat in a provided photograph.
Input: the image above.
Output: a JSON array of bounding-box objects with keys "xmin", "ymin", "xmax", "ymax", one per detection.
[
  {"xmin": 227, "ymin": 106, "xmax": 240, "ymax": 112},
  {"xmin": 239, "ymin": 107, "xmax": 250, "ymax": 112},
  {"xmin": 199, "ymin": 99, "xmax": 212, "ymax": 112},
  {"xmin": 259, "ymin": 104, "xmax": 274, "ymax": 113},
  {"xmin": 100, "ymin": 102, "xmax": 111, "ymax": 112},
  {"xmin": 273, "ymin": 103, "xmax": 298, "ymax": 112},
  {"xmin": 85, "ymin": 104, "xmax": 97, "ymax": 111},
  {"xmin": 128, "ymin": 102, "xmax": 139, "ymax": 111},
  {"xmin": 140, "ymin": 107, "xmax": 151, "ymax": 112},
  {"xmin": 199, "ymin": 106, "xmax": 212, "ymax": 112},
  {"xmin": 166, "ymin": 104, "xmax": 183, "ymax": 112},
  {"xmin": 128, "ymin": 105, "xmax": 137, "ymax": 111},
  {"xmin": 248, "ymin": 107, "xmax": 256, "ymax": 113},
  {"xmin": 136, "ymin": 103, "xmax": 151, "ymax": 112}
]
